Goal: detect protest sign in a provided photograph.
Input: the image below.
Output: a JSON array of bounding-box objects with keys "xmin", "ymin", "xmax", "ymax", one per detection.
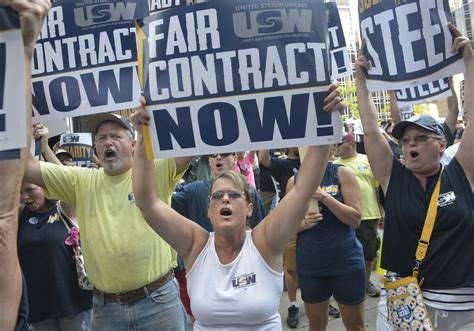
[
  {"xmin": 326, "ymin": 2, "xmax": 352, "ymax": 81},
  {"xmin": 400, "ymin": 106, "xmax": 414, "ymax": 121},
  {"xmin": 149, "ymin": 0, "xmax": 186, "ymax": 14},
  {"xmin": 59, "ymin": 132, "xmax": 94, "ymax": 167},
  {"xmin": 31, "ymin": 0, "xmax": 148, "ymax": 123},
  {"xmin": 359, "ymin": 0, "xmax": 464, "ymax": 92},
  {"xmin": 36, "ymin": 118, "xmax": 71, "ymax": 138},
  {"xmin": 395, "ymin": 77, "xmax": 452, "ymax": 107},
  {"xmin": 138, "ymin": 0, "xmax": 341, "ymax": 158},
  {"xmin": 0, "ymin": 8, "xmax": 27, "ymax": 153}
]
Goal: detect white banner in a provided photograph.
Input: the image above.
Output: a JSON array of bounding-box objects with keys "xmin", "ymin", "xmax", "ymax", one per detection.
[{"xmin": 0, "ymin": 11, "xmax": 26, "ymax": 152}]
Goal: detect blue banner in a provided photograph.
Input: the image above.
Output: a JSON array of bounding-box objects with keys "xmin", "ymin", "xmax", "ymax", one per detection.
[
  {"xmin": 326, "ymin": 2, "xmax": 351, "ymax": 80},
  {"xmin": 359, "ymin": 0, "xmax": 464, "ymax": 91},
  {"xmin": 31, "ymin": 0, "xmax": 149, "ymax": 122},
  {"xmin": 395, "ymin": 77, "xmax": 452, "ymax": 107},
  {"xmin": 138, "ymin": 0, "xmax": 341, "ymax": 158}
]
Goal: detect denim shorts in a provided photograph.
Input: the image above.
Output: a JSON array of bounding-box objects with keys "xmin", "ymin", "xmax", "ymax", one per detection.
[
  {"xmin": 91, "ymin": 279, "xmax": 187, "ymax": 331},
  {"xmin": 299, "ymin": 269, "xmax": 366, "ymax": 305}
]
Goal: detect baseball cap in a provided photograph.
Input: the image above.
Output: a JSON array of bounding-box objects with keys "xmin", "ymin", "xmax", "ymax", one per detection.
[
  {"xmin": 392, "ymin": 115, "xmax": 446, "ymax": 139},
  {"xmin": 341, "ymin": 132, "xmax": 355, "ymax": 143},
  {"xmin": 88, "ymin": 113, "xmax": 134, "ymax": 135},
  {"xmin": 54, "ymin": 149, "xmax": 73, "ymax": 158}
]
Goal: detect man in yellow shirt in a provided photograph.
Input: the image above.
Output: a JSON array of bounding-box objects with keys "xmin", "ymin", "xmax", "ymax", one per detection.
[
  {"xmin": 335, "ymin": 132, "xmax": 382, "ymax": 297},
  {"xmin": 25, "ymin": 112, "xmax": 193, "ymax": 330}
]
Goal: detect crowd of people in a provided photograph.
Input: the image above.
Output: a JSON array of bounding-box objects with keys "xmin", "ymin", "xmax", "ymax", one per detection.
[{"xmin": 1, "ymin": 1, "xmax": 474, "ymax": 331}]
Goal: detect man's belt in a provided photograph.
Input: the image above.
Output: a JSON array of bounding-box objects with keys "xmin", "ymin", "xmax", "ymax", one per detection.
[{"xmin": 93, "ymin": 269, "xmax": 174, "ymax": 304}]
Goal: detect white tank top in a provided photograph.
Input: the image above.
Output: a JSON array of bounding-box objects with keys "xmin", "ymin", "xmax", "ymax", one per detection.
[{"xmin": 187, "ymin": 230, "xmax": 284, "ymax": 330}]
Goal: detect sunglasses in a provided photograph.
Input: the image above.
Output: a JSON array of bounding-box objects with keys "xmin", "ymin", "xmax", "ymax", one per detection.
[
  {"xmin": 336, "ymin": 141, "xmax": 348, "ymax": 147},
  {"xmin": 209, "ymin": 190, "xmax": 245, "ymax": 201},
  {"xmin": 207, "ymin": 153, "xmax": 235, "ymax": 158},
  {"xmin": 400, "ymin": 134, "xmax": 442, "ymax": 146}
]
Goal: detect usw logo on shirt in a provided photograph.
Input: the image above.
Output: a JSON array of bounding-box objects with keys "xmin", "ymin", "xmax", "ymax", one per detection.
[
  {"xmin": 232, "ymin": 273, "xmax": 256, "ymax": 289},
  {"xmin": 438, "ymin": 191, "xmax": 456, "ymax": 207}
]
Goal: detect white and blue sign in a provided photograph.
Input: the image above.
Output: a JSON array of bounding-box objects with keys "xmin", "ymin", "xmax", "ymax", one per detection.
[
  {"xmin": 326, "ymin": 2, "xmax": 351, "ymax": 81},
  {"xmin": 149, "ymin": 0, "xmax": 186, "ymax": 14},
  {"xmin": 359, "ymin": 0, "xmax": 464, "ymax": 92},
  {"xmin": 400, "ymin": 106, "xmax": 414, "ymax": 121},
  {"xmin": 59, "ymin": 133, "xmax": 93, "ymax": 167},
  {"xmin": 138, "ymin": 0, "xmax": 341, "ymax": 158},
  {"xmin": 31, "ymin": 0, "xmax": 148, "ymax": 123},
  {"xmin": 0, "ymin": 7, "xmax": 27, "ymax": 154},
  {"xmin": 395, "ymin": 77, "xmax": 452, "ymax": 107}
]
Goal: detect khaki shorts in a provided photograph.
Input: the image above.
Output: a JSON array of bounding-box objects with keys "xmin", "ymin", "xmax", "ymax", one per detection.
[
  {"xmin": 355, "ymin": 219, "xmax": 380, "ymax": 261},
  {"xmin": 283, "ymin": 235, "xmax": 297, "ymax": 272},
  {"xmin": 259, "ymin": 190, "xmax": 276, "ymax": 214}
]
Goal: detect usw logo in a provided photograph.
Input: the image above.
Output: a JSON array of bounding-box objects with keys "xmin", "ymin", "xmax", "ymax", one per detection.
[
  {"xmin": 233, "ymin": 9, "xmax": 312, "ymax": 38},
  {"xmin": 232, "ymin": 273, "xmax": 256, "ymax": 288},
  {"xmin": 74, "ymin": 3, "xmax": 137, "ymax": 27}
]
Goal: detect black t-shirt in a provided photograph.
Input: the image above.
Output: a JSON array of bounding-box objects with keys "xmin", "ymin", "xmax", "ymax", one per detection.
[
  {"xmin": 382, "ymin": 157, "xmax": 474, "ymax": 289},
  {"xmin": 258, "ymin": 166, "xmax": 276, "ymax": 193},
  {"xmin": 17, "ymin": 207, "xmax": 92, "ymax": 323},
  {"xmin": 261, "ymin": 157, "xmax": 300, "ymax": 199},
  {"xmin": 442, "ymin": 122, "xmax": 456, "ymax": 147},
  {"xmin": 388, "ymin": 140, "xmax": 401, "ymax": 160}
]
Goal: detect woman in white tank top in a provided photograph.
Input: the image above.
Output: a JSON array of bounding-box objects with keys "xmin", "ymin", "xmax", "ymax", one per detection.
[{"xmin": 130, "ymin": 90, "xmax": 340, "ymax": 329}]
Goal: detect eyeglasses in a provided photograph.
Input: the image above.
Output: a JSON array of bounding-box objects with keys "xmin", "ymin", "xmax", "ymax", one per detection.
[
  {"xmin": 207, "ymin": 153, "xmax": 234, "ymax": 158},
  {"xmin": 400, "ymin": 134, "xmax": 442, "ymax": 146},
  {"xmin": 209, "ymin": 190, "xmax": 245, "ymax": 201}
]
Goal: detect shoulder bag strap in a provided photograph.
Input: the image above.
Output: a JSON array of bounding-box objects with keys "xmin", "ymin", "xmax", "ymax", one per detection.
[
  {"xmin": 57, "ymin": 201, "xmax": 78, "ymax": 230},
  {"xmin": 412, "ymin": 168, "xmax": 443, "ymax": 279}
]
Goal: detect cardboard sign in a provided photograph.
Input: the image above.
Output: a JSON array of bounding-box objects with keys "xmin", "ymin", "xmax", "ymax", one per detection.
[
  {"xmin": 327, "ymin": 2, "xmax": 352, "ymax": 80},
  {"xmin": 149, "ymin": 0, "xmax": 186, "ymax": 14},
  {"xmin": 59, "ymin": 132, "xmax": 94, "ymax": 167},
  {"xmin": 395, "ymin": 77, "xmax": 452, "ymax": 107},
  {"xmin": 359, "ymin": 0, "xmax": 464, "ymax": 91},
  {"xmin": 31, "ymin": 0, "xmax": 149, "ymax": 123},
  {"xmin": 0, "ymin": 8, "xmax": 26, "ymax": 153},
  {"xmin": 138, "ymin": 0, "xmax": 342, "ymax": 158}
]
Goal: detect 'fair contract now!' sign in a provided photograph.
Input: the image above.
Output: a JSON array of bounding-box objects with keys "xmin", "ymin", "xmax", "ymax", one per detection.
[{"xmin": 138, "ymin": 0, "xmax": 342, "ymax": 158}]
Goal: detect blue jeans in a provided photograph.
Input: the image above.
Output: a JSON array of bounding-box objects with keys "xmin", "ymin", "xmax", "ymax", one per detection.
[
  {"xmin": 31, "ymin": 309, "xmax": 91, "ymax": 331},
  {"xmin": 91, "ymin": 279, "xmax": 187, "ymax": 331}
]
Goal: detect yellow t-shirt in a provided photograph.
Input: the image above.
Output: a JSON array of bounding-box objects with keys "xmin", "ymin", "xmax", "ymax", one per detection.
[
  {"xmin": 40, "ymin": 159, "xmax": 182, "ymax": 292},
  {"xmin": 334, "ymin": 154, "xmax": 381, "ymax": 220}
]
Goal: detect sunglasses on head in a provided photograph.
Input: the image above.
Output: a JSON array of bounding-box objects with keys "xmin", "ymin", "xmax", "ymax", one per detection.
[
  {"xmin": 209, "ymin": 190, "xmax": 244, "ymax": 201},
  {"xmin": 207, "ymin": 153, "xmax": 234, "ymax": 158}
]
